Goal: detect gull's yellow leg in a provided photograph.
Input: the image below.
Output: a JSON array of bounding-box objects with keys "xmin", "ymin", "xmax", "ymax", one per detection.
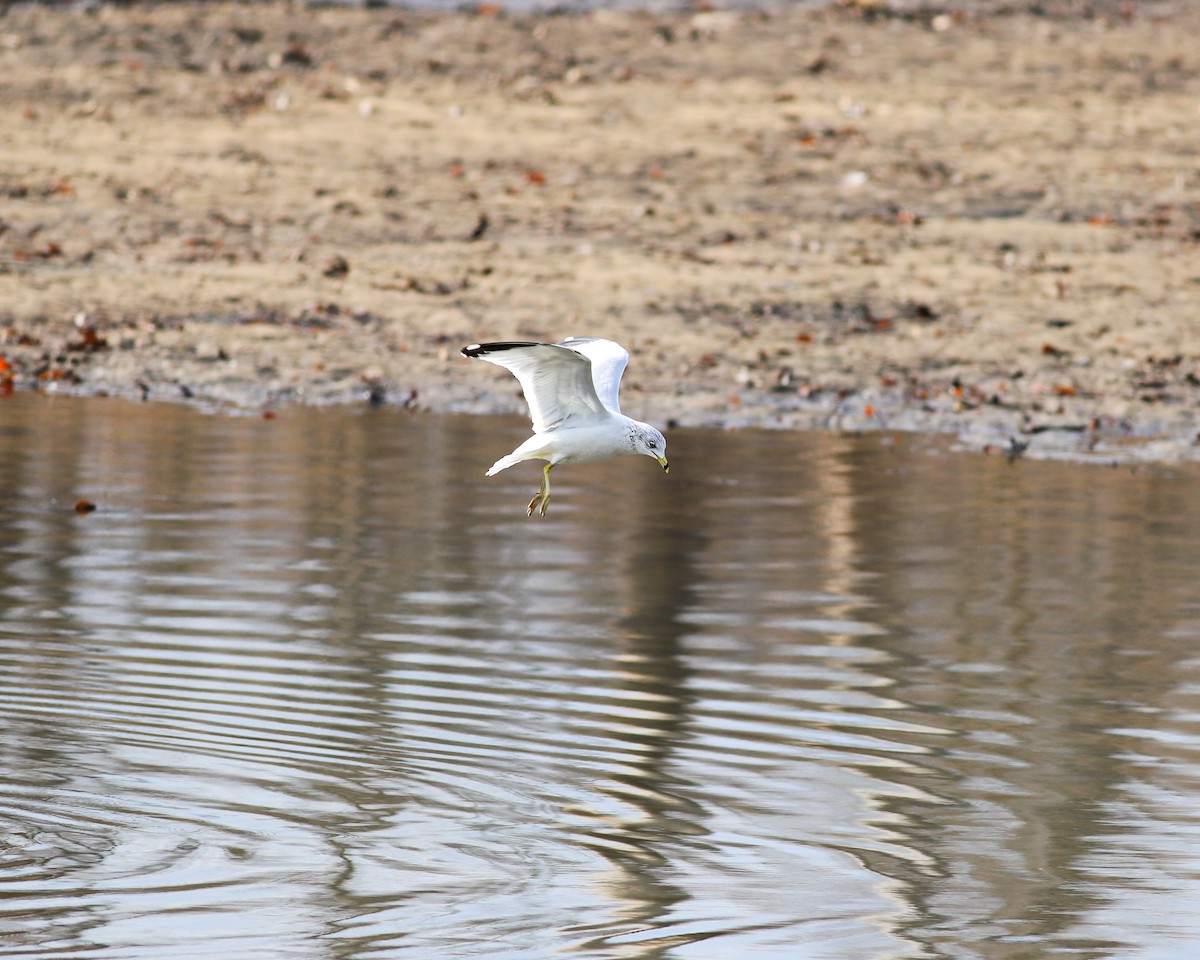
[
  {"xmin": 538, "ymin": 463, "xmax": 553, "ymax": 516},
  {"xmin": 527, "ymin": 463, "xmax": 553, "ymax": 517}
]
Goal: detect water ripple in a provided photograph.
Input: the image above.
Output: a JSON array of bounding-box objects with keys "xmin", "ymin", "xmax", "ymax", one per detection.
[{"xmin": 2, "ymin": 396, "xmax": 1200, "ymax": 957}]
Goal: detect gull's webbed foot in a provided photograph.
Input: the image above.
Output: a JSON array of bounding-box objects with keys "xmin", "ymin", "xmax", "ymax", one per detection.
[{"xmin": 527, "ymin": 464, "xmax": 553, "ymax": 517}]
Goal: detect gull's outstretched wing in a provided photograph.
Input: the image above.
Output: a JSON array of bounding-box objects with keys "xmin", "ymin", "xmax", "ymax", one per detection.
[
  {"xmin": 557, "ymin": 337, "xmax": 629, "ymax": 416},
  {"xmin": 461, "ymin": 341, "xmax": 610, "ymax": 433}
]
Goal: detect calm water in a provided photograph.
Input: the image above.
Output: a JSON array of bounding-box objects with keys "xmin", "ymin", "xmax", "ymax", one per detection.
[{"xmin": 1, "ymin": 393, "xmax": 1199, "ymax": 959}]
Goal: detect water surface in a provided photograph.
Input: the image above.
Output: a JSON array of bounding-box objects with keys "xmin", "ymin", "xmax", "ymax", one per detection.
[{"xmin": 1, "ymin": 393, "xmax": 1199, "ymax": 958}]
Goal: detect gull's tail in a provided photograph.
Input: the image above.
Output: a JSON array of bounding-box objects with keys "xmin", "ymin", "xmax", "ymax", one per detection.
[{"xmin": 485, "ymin": 454, "xmax": 524, "ymax": 477}]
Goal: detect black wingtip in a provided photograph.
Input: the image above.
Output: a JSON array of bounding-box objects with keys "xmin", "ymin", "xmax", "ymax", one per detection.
[{"xmin": 461, "ymin": 341, "xmax": 541, "ymax": 359}]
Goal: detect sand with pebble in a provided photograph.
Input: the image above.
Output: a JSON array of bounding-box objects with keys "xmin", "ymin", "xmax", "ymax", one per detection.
[{"xmin": 2, "ymin": 0, "xmax": 1197, "ymax": 462}]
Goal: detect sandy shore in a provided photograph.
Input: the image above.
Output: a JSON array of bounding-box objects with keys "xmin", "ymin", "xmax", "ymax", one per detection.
[{"xmin": 1, "ymin": 1, "xmax": 1197, "ymax": 462}]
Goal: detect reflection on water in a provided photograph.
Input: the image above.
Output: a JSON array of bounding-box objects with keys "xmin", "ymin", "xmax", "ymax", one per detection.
[{"xmin": 1, "ymin": 392, "xmax": 1199, "ymax": 959}]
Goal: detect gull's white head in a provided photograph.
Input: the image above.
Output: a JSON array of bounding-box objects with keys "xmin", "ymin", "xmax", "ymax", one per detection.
[{"xmin": 631, "ymin": 423, "xmax": 670, "ymax": 474}]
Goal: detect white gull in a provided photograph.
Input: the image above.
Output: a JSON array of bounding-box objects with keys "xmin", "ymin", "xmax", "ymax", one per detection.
[{"xmin": 461, "ymin": 337, "xmax": 669, "ymax": 516}]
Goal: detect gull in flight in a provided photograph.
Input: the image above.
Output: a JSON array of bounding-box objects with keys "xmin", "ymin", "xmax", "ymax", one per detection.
[{"xmin": 461, "ymin": 337, "xmax": 669, "ymax": 516}]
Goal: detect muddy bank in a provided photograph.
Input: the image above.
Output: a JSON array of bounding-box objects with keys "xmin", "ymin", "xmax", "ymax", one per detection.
[{"xmin": 1, "ymin": 1, "xmax": 1197, "ymax": 462}]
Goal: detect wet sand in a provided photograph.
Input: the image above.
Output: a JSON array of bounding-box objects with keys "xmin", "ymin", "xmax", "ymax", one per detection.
[{"xmin": 1, "ymin": 1, "xmax": 1197, "ymax": 462}]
